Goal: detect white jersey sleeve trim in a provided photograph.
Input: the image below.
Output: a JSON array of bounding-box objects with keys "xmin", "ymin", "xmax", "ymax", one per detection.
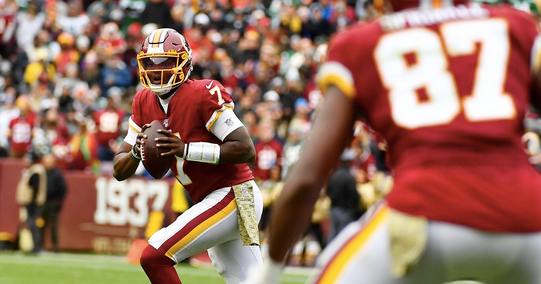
[
  {"xmin": 316, "ymin": 61, "xmax": 355, "ymax": 98},
  {"xmin": 531, "ymin": 34, "xmax": 541, "ymax": 76},
  {"xmin": 124, "ymin": 117, "xmax": 141, "ymax": 146},
  {"xmin": 205, "ymin": 102, "xmax": 235, "ymax": 130},
  {"xmin": 210, "ymin": 108, "xmax": 244, "ymax": 141}
]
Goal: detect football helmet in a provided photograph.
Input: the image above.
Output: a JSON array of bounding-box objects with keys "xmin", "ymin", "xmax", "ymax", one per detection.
[{"xmin": 137, "ymin": 28, "xmax": 193, "ymax": 96}]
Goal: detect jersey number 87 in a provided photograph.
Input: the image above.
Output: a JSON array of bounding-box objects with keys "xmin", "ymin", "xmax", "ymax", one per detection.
[{"xmin": 375, "ymin": 19, "xmax": 516, "ymax": 129}]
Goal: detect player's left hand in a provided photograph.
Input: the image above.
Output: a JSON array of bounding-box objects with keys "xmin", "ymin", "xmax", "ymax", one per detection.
[
  {"xmin": 155, "ymin": 129, "xmax": 186, "ymax": 157},
  {"xmin": 244, "ymin": 258, "xmax": 284, "ymax": 284}
]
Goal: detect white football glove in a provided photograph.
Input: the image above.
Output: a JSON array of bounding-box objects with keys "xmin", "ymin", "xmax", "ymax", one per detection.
[{"xmin": 244, "ymin": 257, "xmax": 284, "ymax": 284}]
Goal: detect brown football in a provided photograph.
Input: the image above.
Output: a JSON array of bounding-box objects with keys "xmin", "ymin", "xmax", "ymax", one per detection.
[{"xmin": 141, "ymin": 120, "xmax": 173, "ymax": 179}]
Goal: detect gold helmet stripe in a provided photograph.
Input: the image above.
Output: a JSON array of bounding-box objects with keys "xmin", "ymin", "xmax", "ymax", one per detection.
[{"xmin": 150, "ymin": 29, "xmax": 164, "ymax": 49}]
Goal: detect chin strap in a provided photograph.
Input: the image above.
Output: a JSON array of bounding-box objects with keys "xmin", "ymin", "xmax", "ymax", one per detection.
[
  {"xmin": 152, "ymin": 84, "xmax": 182, "ymax": 97},
  {"xmin": 149, "ymin": 74, "xmax": 177, "ymax": 95}
]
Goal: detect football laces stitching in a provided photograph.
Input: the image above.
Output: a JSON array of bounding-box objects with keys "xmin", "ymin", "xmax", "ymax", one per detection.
[{"xmin": 140, "ymin": 140, "xmax": 146, "ymax": 161}]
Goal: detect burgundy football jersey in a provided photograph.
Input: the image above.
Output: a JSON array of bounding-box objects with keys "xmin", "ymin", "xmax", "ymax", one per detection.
[
  {"xmin": 318, "ymin": 4, "xmax": 541, "ymax": 232},
  {"xmin": 130, "ymin": 79, "xmax": 253, "ymax": 202}
]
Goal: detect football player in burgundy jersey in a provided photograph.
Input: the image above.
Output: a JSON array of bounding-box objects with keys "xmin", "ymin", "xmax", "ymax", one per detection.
[
  {"xmin": 247, "ymin": 1, "xmax": 541, "ymax": 284},
  {"xmin": 113, "ymin": 28, "xmax": 263, "ymax": 284}
]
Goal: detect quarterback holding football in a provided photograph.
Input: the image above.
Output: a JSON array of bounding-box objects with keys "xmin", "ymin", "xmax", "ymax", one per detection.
[{"xmin": 113, "ymin": 28, "xmax": 263, "ymax": 284}]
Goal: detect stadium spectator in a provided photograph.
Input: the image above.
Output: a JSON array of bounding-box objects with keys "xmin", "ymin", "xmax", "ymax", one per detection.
[
  {"xmin": 57, "ymin": 83, "xmax": 75, "ymax": 115},
  {"xmin": 281, "ymin": 126, "xmax": 303, "ymax": 179},
  {"xmin": 288, "ymin": 98, "xmax": 311, "ymax": 140},
  {"xmin": 253, "ymin": 119, "xmax": 283, "ymax": 181},
  {"xmin": 350, "ymin": 135, "xmax": 377, "ymax": 182},
  {"xmin": 75, "ymin": 35, "xmax": 91, "ymax": 65},
  {"xmin": 0, "ymin": 0, "xmax": 17, "ymax": 58},
  {"xmin": 258, "ymin": 164, "xmax": 282, "ymax": 241},
  {"xmin": 79, "ymin": 50, "xmax": 101, "ymax": 88},
  {"xmin": 305, "ymin": 3, "xmax": 336, "ymax": 41},
  {"xmin": 0, "ymin": 91, "xmax": 19, "ymax": 157},
  {"xmin": 15, "ymin": 3, "xmax": 45, "ymax": 49},
  {"xmin": 54, "ymin": 32, "xmax": 80, "ymax": 76},
  {"xmin": 68, "ymin": 116, "xmax": 99, "ymax": 173},
  {"xmin": 140, "ymin": 0, "xmax": 173, "ymax": 28},
  {"xmin": 38, "ymin": 107, "xmax": 70, "ymax": 160},
  {"xmin": 87, "ymin": 0, "xmax": 119, "ymax": 23},
  {"xmin": 16, "ymin": 149, "xmax": 47, "ymax": 254},
  {"xmin": 23, "ymin": 48, "xmax": 56, "ymax": 88},
  {"xmin": 326, "ymin": 149, "xmax": 360, "ymax": 241},
  {"xmin": 99, "ymin": 54, "xmax": 133, "ymax": 95},
  {"xmin": 41, "ymin": 153, "xmax": 68, "ymax": 253},
  {"xmin": 93, "ymin": 22, "xmax": 127, "ymax": 59},
  {"xmin": 56, "ymin": 1, "xmax": 90, "ymax": 37},
  {"xmin": 122, "ymin": 22, "xmax": 145, "ymax": 79},
  {"xmin": 53, "ymin": 62, "xmax": 88, "ymax": 98},
  {"xmin": 8, "ymin": 96, "xmax": 36, "ymax": 158},
  {"xmin": 119, "ymin": 0, "xmax": 147, "ymax": 32},
  {"xmin": 93, "ymin": 89, "xmax": 124, "ymax": 161},
  {"xmin": 25, "ymin": 29, "xmax": 58, "ymax": 65}
]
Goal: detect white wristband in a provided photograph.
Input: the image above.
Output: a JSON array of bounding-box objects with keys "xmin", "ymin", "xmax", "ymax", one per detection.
[{"xmin": 186, "ymin": 142, "xmax": 220, "ymax": 164}]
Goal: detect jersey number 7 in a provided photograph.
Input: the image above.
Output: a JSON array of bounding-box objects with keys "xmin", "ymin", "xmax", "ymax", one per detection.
[{"xmin": 209, "ymin": 85, "xmax": 225, "ymax": 105}]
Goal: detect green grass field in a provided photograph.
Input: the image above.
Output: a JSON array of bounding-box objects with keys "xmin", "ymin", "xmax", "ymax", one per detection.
[{"xmin": 0, "ymin": 251, "xmax": 311, "ymax": 284}]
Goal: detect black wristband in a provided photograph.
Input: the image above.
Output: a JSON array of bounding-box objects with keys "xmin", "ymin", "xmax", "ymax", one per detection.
[
  {"xmin": 183, "ymin": 143, "xmax": 189, "ymax": 159},
  {"xmin": 130, "ymin": 144, "xmax": 142, "ymax": 161}
]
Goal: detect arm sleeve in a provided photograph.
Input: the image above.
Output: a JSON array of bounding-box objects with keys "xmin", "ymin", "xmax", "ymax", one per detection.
[
  {"xmin": 209, "ymin": 108, "xmax": 244, "ymax": 141},
  {"xmin": 124, "ymin": 116, "xmax": 141, "ymax": 146},
  {"xmin": 123, "ymin": 92, "xmax": 143, "ymax": 146}
]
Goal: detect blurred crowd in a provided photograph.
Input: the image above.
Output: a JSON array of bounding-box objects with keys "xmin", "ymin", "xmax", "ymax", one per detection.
[
  {"xmin": 0, "ymin": 0, "xmax": 394, "ymax": 258},
  {"xmin": 1, "ymin": 0, "xmax": 370, "ymax": 165},
  {"xmin": 0, "ymin": 0, "xmax": 392, "ymax": 183}
]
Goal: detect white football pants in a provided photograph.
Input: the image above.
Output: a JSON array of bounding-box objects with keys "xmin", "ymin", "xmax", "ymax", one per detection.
[
  {"xmin": 310, "ymin": 201, "xmax": 541, "ymax": 284},
  {"xmin": 148, "ymin": 180, "xmax": 263, "ymax": 284}
]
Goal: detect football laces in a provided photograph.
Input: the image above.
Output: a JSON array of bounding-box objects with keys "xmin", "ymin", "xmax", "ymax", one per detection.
[{"xmin": 140, "ymin": 140, "xmax": 146, "ymax": 161}]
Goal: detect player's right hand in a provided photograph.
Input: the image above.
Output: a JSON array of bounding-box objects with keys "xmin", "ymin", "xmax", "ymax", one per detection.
[{"xmin": 135, "ymin": 123, "xmax": 151, "ymax": 155}]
